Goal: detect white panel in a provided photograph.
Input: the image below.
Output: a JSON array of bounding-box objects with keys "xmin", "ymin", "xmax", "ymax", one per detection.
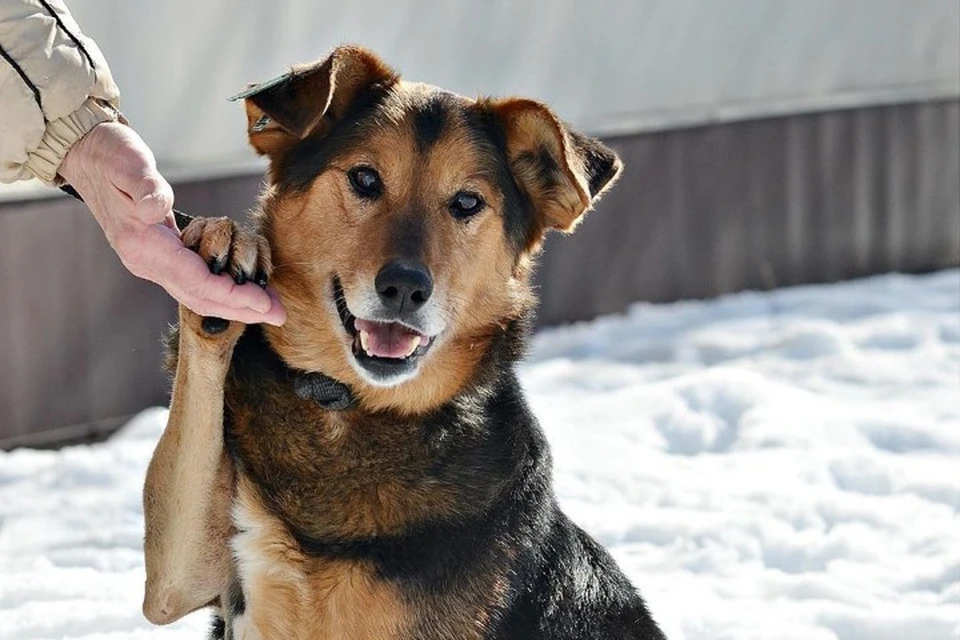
[{"xmin": 27, "ymin": 0, "xmax": 960, "ymax": 173}]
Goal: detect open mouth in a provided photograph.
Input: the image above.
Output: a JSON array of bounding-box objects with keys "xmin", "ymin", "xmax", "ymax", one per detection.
[{"xmin": 333, "ymin": 277, "xmax": 432, "ymax": 380}]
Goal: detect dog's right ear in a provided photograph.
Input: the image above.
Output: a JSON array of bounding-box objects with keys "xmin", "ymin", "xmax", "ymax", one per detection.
[{"xmin": 230, "ymin": 45, "xmax": 397, "ymax": 160}]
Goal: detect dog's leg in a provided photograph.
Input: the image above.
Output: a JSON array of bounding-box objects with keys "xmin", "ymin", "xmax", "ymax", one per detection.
[
  {"xmin": 142, "ymin": 306, "xmax": 240, "ymax": 624},
  {"xmin": 142, "ymin": 218, "xmax": 271, "ymax": 626}
]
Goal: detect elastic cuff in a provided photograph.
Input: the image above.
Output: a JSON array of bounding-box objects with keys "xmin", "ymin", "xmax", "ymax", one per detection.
[{"xmin": 24, "ymin": 98, "xmax": 122, "ymax": 185}]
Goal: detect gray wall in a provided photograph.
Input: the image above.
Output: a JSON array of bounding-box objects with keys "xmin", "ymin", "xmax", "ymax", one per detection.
[
  {"xmin": 1, "ymin": 99, "xmax": 957, "ymax": 449},
  {"xmin": 2, "ymin": 0, "xmax": 957, "ymax": 203},
  {"xmin": 0, "ymin": 176, "xmax": 261, "ymax": 448},
  {"xmin": 536, "ymin": 100, "xmax": 960, "ymax": 323}
]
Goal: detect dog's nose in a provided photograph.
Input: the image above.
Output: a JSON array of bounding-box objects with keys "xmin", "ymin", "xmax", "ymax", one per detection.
[{"xmin": 375, "ymin": 260, "xmax": 433, "ymax": 313}]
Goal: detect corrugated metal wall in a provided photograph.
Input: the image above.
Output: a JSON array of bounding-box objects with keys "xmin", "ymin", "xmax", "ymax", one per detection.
[
  {"xmin": 0, "ymin": 177, "xmax": 262, "ymax": 449},
  {"xmin": 1, "ymin": 99, "xmax": 958, "ymax": 448},
  {"xmin": 535, "ymin": 99, "xmax": 960, "ymax": 324}
]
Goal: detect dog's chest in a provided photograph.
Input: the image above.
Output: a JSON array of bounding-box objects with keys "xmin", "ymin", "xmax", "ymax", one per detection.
[
  {"xmin": 224, "ymin": 381, "xmax": 464, "ymax": 543},
  {"xmin": 224, "ymin": 479, "xmax": 410, "ymax": 640}
]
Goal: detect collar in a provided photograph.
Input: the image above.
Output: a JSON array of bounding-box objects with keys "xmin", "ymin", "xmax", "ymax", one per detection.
[{"xmin": 292, "ymin": 370, "xmax": 355, "ymax": 410}]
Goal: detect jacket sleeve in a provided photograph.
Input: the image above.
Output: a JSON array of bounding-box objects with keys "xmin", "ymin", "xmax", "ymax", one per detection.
[{"xmin": 0, "ymin": 0, "xmax": 121, "ymax": 185}]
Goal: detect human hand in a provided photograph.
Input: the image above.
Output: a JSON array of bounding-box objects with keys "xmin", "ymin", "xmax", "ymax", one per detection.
[{"xmin": 58, "ymin": 122, "xmax": 286, "ymax": 325}]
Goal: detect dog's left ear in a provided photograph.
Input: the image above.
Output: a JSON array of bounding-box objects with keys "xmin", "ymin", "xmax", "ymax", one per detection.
[
  {"xmin": 230, "ymin": 45, "xmax": 398, "ymax": 161},
  {"xmin": 492, "ymin": 99, "xmax": 622, "ymax": 235}
]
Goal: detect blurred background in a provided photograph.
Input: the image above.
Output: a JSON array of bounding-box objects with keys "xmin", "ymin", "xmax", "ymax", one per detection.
[{"xmin": 0, "ymin": 0, "xmax": 958, "ymax": 449}]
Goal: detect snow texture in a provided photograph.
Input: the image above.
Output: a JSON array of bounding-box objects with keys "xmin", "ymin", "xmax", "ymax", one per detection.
[{"xmin": 1, "ymin": 270, "xmax": 958, "ymax": 640}]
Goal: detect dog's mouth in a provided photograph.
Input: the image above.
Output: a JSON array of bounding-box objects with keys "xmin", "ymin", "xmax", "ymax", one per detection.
[{"xmin": 333, "ymin": 277, "xmax": 432, "ymax": 380}]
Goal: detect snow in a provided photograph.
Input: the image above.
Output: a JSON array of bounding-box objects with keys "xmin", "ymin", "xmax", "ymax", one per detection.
[{"xmin": 2, "ymin": 270, "xmax": 958, "ymax": 640}]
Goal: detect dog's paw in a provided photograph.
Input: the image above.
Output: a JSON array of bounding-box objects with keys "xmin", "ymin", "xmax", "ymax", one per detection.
[
  {"xmin": 179, "ymin": 217, "xmax": 273, "ymax": 339},
  {"xmin": 182, "ymin": 217, "xmax": 273, "ymax": 289}
]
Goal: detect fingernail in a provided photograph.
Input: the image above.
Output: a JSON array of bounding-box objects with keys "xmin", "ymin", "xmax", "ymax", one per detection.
[
  {"xmin": 250, "ymin": 296, "xmax": 271, "ymax": 314},
  {"xmin": 266, "ymin": 307, "xmax": 287, "ymax": 327}
]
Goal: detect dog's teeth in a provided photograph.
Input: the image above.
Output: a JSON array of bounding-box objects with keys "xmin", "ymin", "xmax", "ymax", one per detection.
[
  {"xmin": 400, "ymin": 336, "xmax": 422, "ymax": 359},
  {"xmin": 360, "ymin": 330, "xmax": 372, "ymax": 355}
]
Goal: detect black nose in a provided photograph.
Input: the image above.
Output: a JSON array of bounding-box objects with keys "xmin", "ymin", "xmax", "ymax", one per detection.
[{"xmin": 375, "ymin": 260, "xmax": 433, "ymax": 313}]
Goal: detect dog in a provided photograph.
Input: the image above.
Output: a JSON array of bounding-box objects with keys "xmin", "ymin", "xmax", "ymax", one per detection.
[{"xmin": 141, "ymin": 45, "xmax": 666, "ymax": 640}]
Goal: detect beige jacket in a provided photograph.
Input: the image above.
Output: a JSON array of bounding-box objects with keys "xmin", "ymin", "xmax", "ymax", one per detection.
[{"xmin": 0, "ymin": 0, "xmax": 120, "ymax": 184}]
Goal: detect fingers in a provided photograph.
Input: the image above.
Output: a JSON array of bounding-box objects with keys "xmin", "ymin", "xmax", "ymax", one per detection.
[
  {"xmin": 131, "ymin": 174, "xmax": 175, "ymax": 226},
  {"xmin": 101, "ymin": 127, "xmax": 174, "ymax": 226},
  {"xmin": 118, "ymin": 165, "xmax": 175, "ymax": 227},
  {"xmin": 161, "ymin": 211, "xmax": 179, "ymax": 233},
  {"xmin": 59, "ymin": 122, "xmax": 285, "ymax": 325},
  {"xmin": 173, "ymin": 290, "xmax": 287, "ymax": 326}
]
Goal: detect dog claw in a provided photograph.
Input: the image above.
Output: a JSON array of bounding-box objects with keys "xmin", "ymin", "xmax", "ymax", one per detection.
[
  {"xmin": 209, "ymin": 255, "xmax": 227, "ymax": 276},
  {"xmin": 185, "ymin": 217, "xmax": 271, "ymax": 297},
  {"xmin": 201, "ymin": 317, "xmax": 230, "ymax": 334}
]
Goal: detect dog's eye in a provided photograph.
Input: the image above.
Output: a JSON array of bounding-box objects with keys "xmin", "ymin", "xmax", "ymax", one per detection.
[
  {"xmin": 449, "ymin": 192, "xmax": 485, "ymax": 219},
  {"xmin": 348, "ymin": 166, "xmax": 382, "ymax": 199}
]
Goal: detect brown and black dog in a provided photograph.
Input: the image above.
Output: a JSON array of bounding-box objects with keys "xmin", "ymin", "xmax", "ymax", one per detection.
[{"xmin": 142, "ymin": 45, "xmax": 666, "ymax": 640}]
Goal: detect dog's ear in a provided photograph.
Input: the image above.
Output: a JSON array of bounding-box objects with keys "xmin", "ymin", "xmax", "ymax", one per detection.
[
  {"xmin": 491, "ymin": 99, "xmax": 622, "ymax": 236},
  {"xmin": 231, "ymin": 45, "xmax": 397, "ymax": 159}
]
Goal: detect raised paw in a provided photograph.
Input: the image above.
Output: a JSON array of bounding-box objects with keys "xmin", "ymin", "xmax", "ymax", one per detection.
[
  {"xmin": 181, "ymin": 217, "xmax": 272, "ymax": 289},
  {"xmin": 179, "ymin": 217, "xmax": 274, "ymax": 338}
]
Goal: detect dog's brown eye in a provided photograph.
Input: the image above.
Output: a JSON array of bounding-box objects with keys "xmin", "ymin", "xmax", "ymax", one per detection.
[
  {"xmin": 449, "ymin": 192, "xmax": 485, "ymax": 219},
  {"xmin": 348, "ymin": 166, "xmax": 382, "ymax": 198}
]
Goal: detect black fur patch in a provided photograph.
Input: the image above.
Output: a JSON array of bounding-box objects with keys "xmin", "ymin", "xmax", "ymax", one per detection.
[
  {"xmin": 533, "ymin": 144, "xmax": 563, "ymax": 190},
  {"xmin": 208, "ymin": 613, "xmax": 225, "ymax": 640},
  {"xmin": 412, "ymin": 93, "xmax": 451, "ymax": 152},
  {"xmin": 568, "ymin": 129, "xmax": 621, "ymax": 197},
  {"xmin": 228, "ymin": 580, "xmax": 246, "ymax": 617}
]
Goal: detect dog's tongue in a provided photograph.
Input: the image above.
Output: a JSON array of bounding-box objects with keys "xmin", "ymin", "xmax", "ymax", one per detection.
[{"xmin": 355, "ymin": 319, "xmax": 426, "ymax": 359}]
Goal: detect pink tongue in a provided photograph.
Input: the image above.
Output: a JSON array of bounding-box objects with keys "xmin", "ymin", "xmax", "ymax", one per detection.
[{"xmin": 355, "ymin": 319, "xmax": 425, "ymax": 359}]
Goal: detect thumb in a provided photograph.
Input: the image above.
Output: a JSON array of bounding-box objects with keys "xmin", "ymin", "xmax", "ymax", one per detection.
[{"xmin": 130, "ymin": 173, "xmax": 175, "ymax": 226}]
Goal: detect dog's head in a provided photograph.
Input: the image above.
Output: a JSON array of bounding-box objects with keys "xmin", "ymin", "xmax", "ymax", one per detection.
[{"xmin": 240, "ymin": 46, "xmax": 621, "ymax": 412}]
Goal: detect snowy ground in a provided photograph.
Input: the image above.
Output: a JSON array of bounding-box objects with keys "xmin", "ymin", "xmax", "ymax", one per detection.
[{"xmin": 1, "ymin": 270, "xmax": 958, "ymax": 640}]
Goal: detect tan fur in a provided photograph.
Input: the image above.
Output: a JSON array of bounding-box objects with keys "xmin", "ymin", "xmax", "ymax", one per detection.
[
  {"xmin": 493, "ymin": 98, "xmax": 592, "ymax": 234},
  {"xmin": 230, "ymin": 477, "xmax": 409, "ymax": 640},
  {"xmin": 142, "ymin": 305, "xmax": 240, "ymax": 624},
  {"xmin": 231, "ymin": 475, "xmax": 505, "ymax": 640}
]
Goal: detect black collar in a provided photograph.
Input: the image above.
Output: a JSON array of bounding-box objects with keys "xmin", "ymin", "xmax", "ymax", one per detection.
[{"xmin": 291, "ymin": 370, "xmax": 355, "ymax": 410}]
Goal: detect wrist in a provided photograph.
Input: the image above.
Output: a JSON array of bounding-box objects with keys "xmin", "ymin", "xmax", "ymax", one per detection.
[{"xmin": 39, "ymin": 98, "xmax": 123, "ymax": 187}]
